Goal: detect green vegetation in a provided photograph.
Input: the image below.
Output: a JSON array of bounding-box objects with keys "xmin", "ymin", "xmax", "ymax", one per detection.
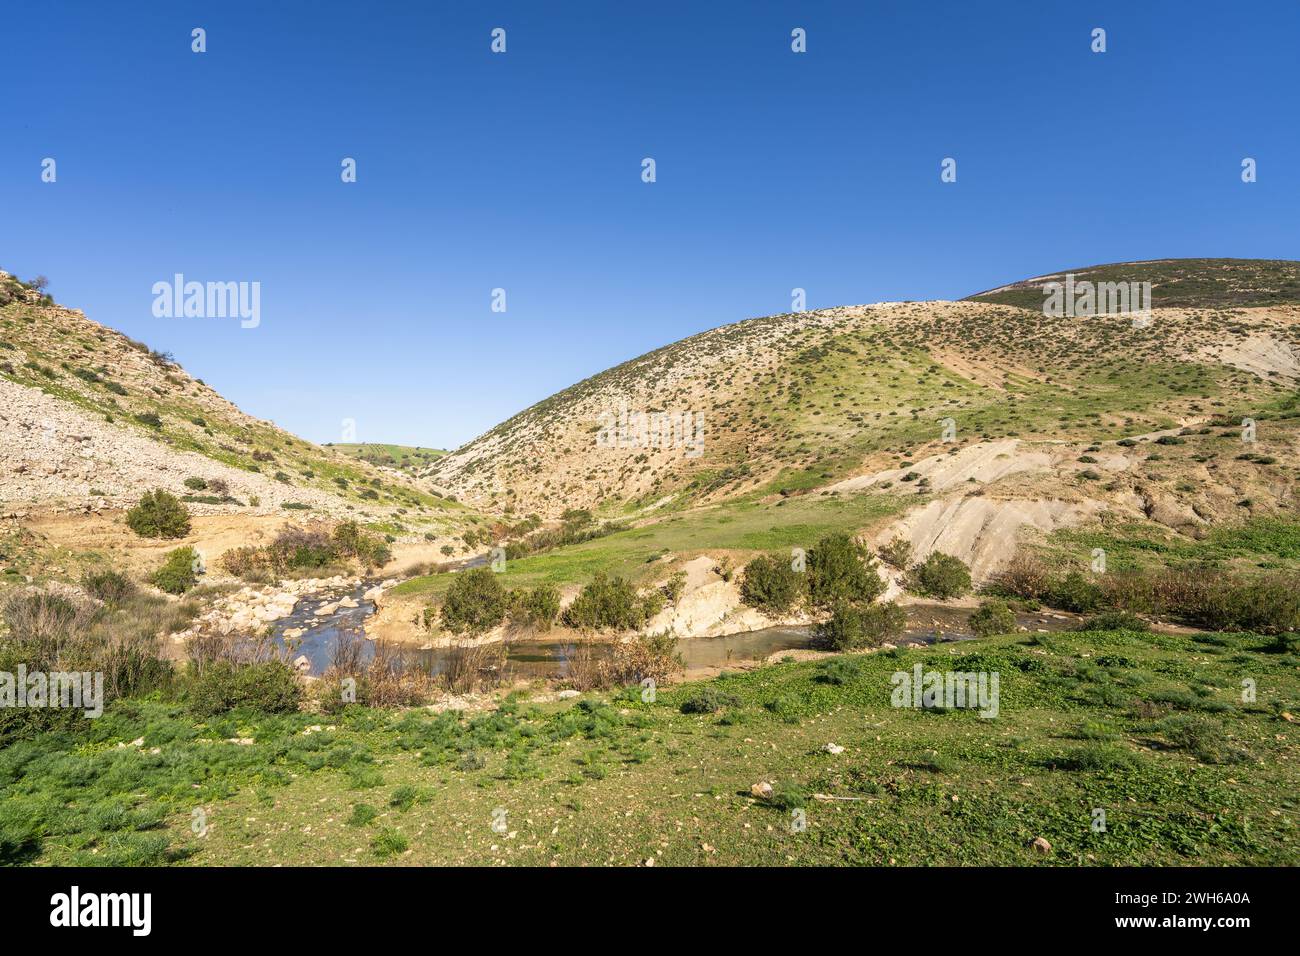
[
  {"xmin": 815, "ymin": 600, "xmax": 906, "ymax": 650},
  {"xmin": 967, "ymin": 258, "xmax": 1300, "ymax": 311},
  {"xmin": 150, "ymin": 547, "xmax": 200, "ymax": 595},
  {"xmin": 125, "ymin": 490, "xmax": 191, "ymax": 539},
  {"xmin": 906, "ymin": 551, "xmax": 972, "ymax": 599},
  {"xmin": 440, "ymin": 568, "xmax": 508, "ymax": 635},
  {"xmin": 739, "ymin": 553, "xmax": 804, "ymax": 614},
  {"xmin": 2, "ymin": 625, "xmax": 1294, "ymax": 866},
  {"xmin": 806, "ymin": 532, "xmax": 886, "ymax": 609},
  {"xmin": 969, "ymin": 599, "xmax": 1017, "ymax": 638}
]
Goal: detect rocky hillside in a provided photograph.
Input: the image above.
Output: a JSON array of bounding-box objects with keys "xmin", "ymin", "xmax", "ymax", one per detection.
[
  {"xmin": 424, "ymin": 259, "xmax": 1300, "ymax": 531},
  {"xmin": 0, "ymin": 270, "xmax": 471, "ymax": 541}
]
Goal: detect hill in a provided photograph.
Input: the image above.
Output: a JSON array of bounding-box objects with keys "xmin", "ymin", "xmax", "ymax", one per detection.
[
  {"xmin": 418, "ymin": 260, "xmax": 1299, "ymax": 579},
  {"xmin": 0, "ymin": 270, "xmax": 478, "ymax": 551}
]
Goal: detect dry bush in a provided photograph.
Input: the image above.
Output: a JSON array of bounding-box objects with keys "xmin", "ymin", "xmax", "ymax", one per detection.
[
  {"xmin": 437, "ymin": 638, "xmax": 505, "ymax": 694},
  {"xmin": 565, "ymin": 632, "xmax": 682, "ymax": 691},
  {"xmin": 318, "ymin": 633, "xmax": 433, "ymax": 709},
  {"xmin": 989, "ymin": 554, "xmax": 1053, "ymax": 601}
]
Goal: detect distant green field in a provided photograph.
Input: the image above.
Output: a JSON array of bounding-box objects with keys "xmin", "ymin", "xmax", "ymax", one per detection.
[
  {"xmin": 391, "ymin": 492, "xmax": 906, "ymax": 599},
  {"xmin": 328, "ymin": 443, "xmax": 447, "ymax": 472}
]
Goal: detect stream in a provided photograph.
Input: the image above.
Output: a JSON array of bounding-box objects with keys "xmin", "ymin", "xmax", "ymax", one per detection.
[{"xmin": 271, "ymin": 582, "xmax": 1078, "ymax": 681}]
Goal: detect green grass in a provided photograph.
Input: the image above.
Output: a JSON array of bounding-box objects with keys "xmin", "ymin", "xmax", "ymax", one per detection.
[
  {"xmin": 1040, "ymin": 517, "xmax": 1300, "ymax": 574},
  {"xmin": 3, "ymin": 627, "xmax": 1296, "ymax": 866},
  {"xmin": 390, "ymin": 492, "xmax": 905, "ymax": 598}
]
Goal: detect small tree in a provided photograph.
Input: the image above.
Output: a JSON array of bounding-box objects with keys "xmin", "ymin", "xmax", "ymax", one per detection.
[
  {"xmin": 816, "ymin": 601, "xmax": 907, "ymax": 650},
  {"xmin": 877, "ymin": 536, "xmax": 913, "ymax": 570},
  {"xmin": 906, "ymin": 551, "xmax": 972, "ymax": 599},
  {"xmin": 739, "ymin": 554, "xmax": 806, "ymax": 614},
  {"xmin": 806, "ymin": 532, "xmax": 885, "ymax": 609},
  {"xmin": 440, "ymin": 567, "xmax": 508, "ymax": 635},
  {"xmin": 126, "ymin": 489, "xmax": 191, "ymax": 539}
]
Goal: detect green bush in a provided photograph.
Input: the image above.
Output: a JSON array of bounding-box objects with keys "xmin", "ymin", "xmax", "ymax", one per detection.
[
  {"xmin": 562, "ymin": 573, "xmax": 652, "ymax": 632},
  {"xmin": 511, "ymin": 584, "xmax": 561, "ymax": 631},
  {"xmin": 806, "ymin": 533, "xmax": 885, "ymax": 609},
  {"xmin": 877, "ymin": 536, "xmax": 913, "ymax": 570},
  {"xmin": 661, "ymin": 570, "xmax": 688, "ymax": 604},
  {"xmin": 333, "ymin": 521, "xmax": 391, "ymax": 569},
  {"xmin": 739, "ymin": 554, "xmax": 806, "ymax": 614},
  {"xmin": 816, "ymin": 601, "xmax": 907, "ymax": 650},
  {"xmin": 1045, "ymin": 570, "xmax": 1104, "ymax": 613},
  {"xmin": 969, "ymin": 599, "xmax": 1017, "ymax": 638},
  {"xmin": 151, "ymin": 547, "xmax": 199, "ymax": 595},
  {"xmin": 182, "ymin": 476, "xmax": 208, "ymax": 491},
  {"xmin": 679, "ymin": 686, "xmax": 739, "ymax": 714},
  {"xmin": 125, "ymin": 489, "xmax": 191, "ymax": 539},
  {"xmin": 906, "ymin": 551, "xmax": 972, "ymax": 599},
  {"xmin": 187, "ymin": 661, "xmax": 301, "ymax": 716},
  {"xmin": 440, "ymin": 568, "xmax": 508, "ymax": 635}
]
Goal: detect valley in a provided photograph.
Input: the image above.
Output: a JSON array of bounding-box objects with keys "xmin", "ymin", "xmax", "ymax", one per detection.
[{"xmin": 2, "ymin": 259, "xmax": 1299, "ymax": 867}]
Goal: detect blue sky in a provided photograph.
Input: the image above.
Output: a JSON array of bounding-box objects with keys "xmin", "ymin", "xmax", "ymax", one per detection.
[{"xmin": 2, "ymin": 0, "xmax": 1297, "ymax": 449}]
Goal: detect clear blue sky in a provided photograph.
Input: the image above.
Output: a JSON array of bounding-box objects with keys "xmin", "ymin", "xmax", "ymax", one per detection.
[{"xmin": 3, "ymin": 0, "xmax": 1297, "ymax": 449}]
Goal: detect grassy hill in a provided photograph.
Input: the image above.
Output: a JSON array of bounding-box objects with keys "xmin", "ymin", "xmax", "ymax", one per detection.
[
  {"xmin": 425, "ymin": 260, "xmax": 1300, "ymax": 524},
  {"xmin": 328, "ymin": 443, "xmax": 447, "ymax": 476},
  {"xmin": 0, "ymin": 270, "xmax": 474, "ymax": 541},
  {"xmin": 966, "ymin": 258, "xmax": 1300, "ymax": 311}
]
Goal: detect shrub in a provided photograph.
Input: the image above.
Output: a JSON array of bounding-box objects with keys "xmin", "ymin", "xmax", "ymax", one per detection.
[
  {"xmin": 988, "ymin": 555, "xmax": 1052, "ymax": 601},
  {"xmin": 816, "ymin": 601, "xmax": 907, "ymax": 650},
  {"xmin": 511, "ymin": 584, "xmax": 560, "ymax": 631},
  {"xmin": 333, "ymin": 521, "xmax": 391, "ymax": 569},
  {"xmin": 739, "ymin": 554, "xmax": 805, "ymax": 614},
  {"xmin": 125, "ymin": 489, "xmax": 191, "ymax": 539},
  {"xmin": 969, "ymin": 599, "xmax": 1017, "ymax": 638},
  {"xmin": 877, "ymin": 536, "xmax": 913, "ymax": 570},
  {"xmin": 440, "ymin": 568, "xmax": 508, "ymax": 635},
  {"xmin": 597, "ymin": 631, "xmax": 681, "ymax": 687},
  {"xmin": 906, "ymin": 551, "xmax": 972, "ymax": 599},
  {"xmin": 661, "ymin": 570, "xmax": 687, "ymax": 604},
  {"xmin": 81, "ymin": 569, "xmax": 136, "ymax": 605},
  {"xmin": 151, "ymin": 547, "xmax": 199, "ymax": 594},
  {"xmin": 133, "ymin": 412, "xmax": 162, "ymax": 429},
  {"xmin": 806, "ymin": 532, "xmax": 885, "ymax": 609},
  {"xmin": 679, "ymin": 686, "xmax": 739, "ymax": 714},
  {"xmin": 182, "ymin": 476, "xmax": 208, "ymax": 491},
  {"xmin": 1045, "ymin": 570, "xmax": 1104, "ymax": 613},
  {"xmin": 266, "ymin": 525, "xmax": 335, "ymax": 572},
  {"xmin": 187, "ymin": 661, "xmax": 301, "ymax": 716},
  {"xmin": 219, "ymin": 545, "xmax": 268, "ymax": 580},
  {"xmin": 562, "ymin": 573, "xmax": 650, "ymax": 632}
]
